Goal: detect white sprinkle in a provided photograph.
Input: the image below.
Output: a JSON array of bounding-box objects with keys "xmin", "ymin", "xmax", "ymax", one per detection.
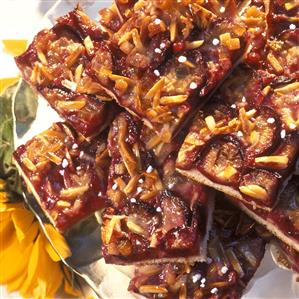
[
  {"xmin": 59, "ymin": 170, "xmax": 65, "ymax": 176},
  {"xmin": 62, "ymin": 158, "xmax": 69, "ymax": 168},
  {"xmin": 98, "ymin": 191, "xmax": 102, "ymax": 196},
  {"xmin": 160, "ymin": 42, "xmax": 166, "ymax": 49},
  {"xmin": 267, "ymin": 117, "xmax": 275, "ymax": 124},
  {"xmin": 76, "ymin": 166, "xmax": 81, "ymax": 171},
  {"xmin": 72, "ymin": 143, "xmax": 78, "ymax": 149},
  {"xmin": 220, "ymin": 6, "xmax": 225, "ymax": 13},
  {"xmin": 200, "ymin": 283, "xmax": 205, "ymax": 288},
  {"xmin": 190, "ymin": 82, "xmax": 198, "ymax": 89},
  {"xmin": 207, "ymin": 257, "xmax": 213, "ymax": 264},
  {"xmin": 156, "ymin": 207, "xmax": 162, "ymax": 212},
  {"xmin": 146, "ymin": 165, "xmax": 154, "ymax": 173},
  {"xmin": 154, "ymin": 18, "xmax": 162, "ymax": 25},
  {"xmin": 231, "ymin": 104, "xmax": 236, "ymax": 109},
  {"xmin": 130, "ymin": 198, "xmax": 137, "ymax": 203},
  {"xmin": 289, "ymin": 24, "xmax": 296, "ymax": 30},
  {"xmin": 289, "ymin": 123, "xmax": 296, "ymax": 129},
  {"xmin": 155, "ymin": 48, "xmax": 162, "ymax": 54},
  {"xmin": 154, "ymin": 69, "xmax": 160, "ymax": 76},
  {"xmin": 137, "ymin": 186, "xmax": 143, "ymax": 193},
  {"xmin": 211, "ymin": 287, "xmax": 218, "ymax": 294},
  {"xmin": 280, "ymin": 129, "xmax": 286, "ymax": 139},
  {"xmin": 237, "ymin": 131, "xmax": 243, "ymax": 137},
  {"xmin": 200, "ymin": 278, "xmax": 206, "ymax": 284},
  {"xmin": 178, "ymin": 55, "xmax": 187, "ymax": 63},
  {"xmin": 136, "ymin": 240, "xmax": 141, "ymax": 245},
  {"xmin": 112, "ymin": 183, "xmax": 118, "ymax": 190},
  {"xmin": 79, "ymin": 151, "xmax": 84, "ymax": 158},
  {"xmin": 212, "ymin": 38, "xmax": 220, "ymax": 46},
  {"xmin": 221, "ymin": 266, "xmax": 229, "ymax": 274},
  {"xmin": 192, "ymin": 273, "xmax": 201, "ymax": 283},
  {"xmin": 241, "ymin": 96, "xmax": 246, "ymax": 103}
]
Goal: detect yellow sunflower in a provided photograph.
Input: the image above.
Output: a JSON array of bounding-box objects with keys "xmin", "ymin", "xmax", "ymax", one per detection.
[{"xmin": 0, "ymin": 178, "xmax": 81, "ymax": 298}]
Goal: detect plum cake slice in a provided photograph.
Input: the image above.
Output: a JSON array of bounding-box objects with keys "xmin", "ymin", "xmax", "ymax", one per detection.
[
  {"xmin": 13, "ymin": 122, "xmax": 110, "ymax": 231},
  {"xmin": 101, "ymin": 112, "xmax": 213, "ymax": 265}
]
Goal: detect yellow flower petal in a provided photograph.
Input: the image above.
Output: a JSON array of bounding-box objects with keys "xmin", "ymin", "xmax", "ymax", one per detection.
[
  {"xmin": 0, "ymin": 217, "xmax": 15, "ymax": 251},
  {"xmin": 0, "ymin": 179, "xmax": 6, "ymax": 190},
  {"xmin": 7, "ymin": 271, "xmax": 27, "ymax": 293},
  {"xmin": 0, "ymin": 77, "xmax": 20, "ymax": 95},
  {"xmin": 44, "ymin": 224, "xmax": 71, "ymax": 260},
  {"xmin": 2, "ymin": 39, "xmax": 27, "ymax": 56},
  {"xmin": 0, "ymin": 191, "xmax": 9, "ymax": 203},
  {"xmin": 33, "ymin": 279, "xmax": 47, "ymax": 299},
  {"xmin": 12, "ymin": 209, "xmax": 35, "ymax": 242},
  {"xmin": 0, "ymin": 232, "xmax": 32, "ymax": 284},
  {"xmin": 0, "ymin": 202, "xmax": 24, "ymax": 212},
  {"xmin": 21, "ymin": 222, "xmax": 39, "ymax": 245}
]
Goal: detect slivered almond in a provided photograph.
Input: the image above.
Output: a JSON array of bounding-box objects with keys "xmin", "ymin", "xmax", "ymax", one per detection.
[
  {"xmin": 65, "ymin": 45, "xmax": 84, "ymax": 68},
  {"xmin": 60, "ymin": 185, "xmax": 89, "ymax": 199},
  {"xmin": 262, "ymin": 85, "xmax": 271, "ymax": 96},
  {"xmin": 39, "ymin": 64, "xmax": 54, "ymax": 80},
  {"xmin": 274, "ymin": 82, "xmax": 299, "ymax": 94},
  {"xmin": 160, "ymin": 95, "xmax": 188, "ymax": 105},
  {"xmin": 205, "ymin": 115, "xmax": 216, "ymax": 131},
  {"xmin": 118, "ymin": 31, "xmax": 132, "ymax": 45},
  {"xmin": 103, "ymin": 215, "xmax": 126, "ymax": 244},
  {"xmin": 126, "ymin": 221, "xmax": 145, "ymax": 235},
  {"xmin": 45, "ymin": 152, "xmax": 62, "ymax": 165},
  {"xmin": 61, "ymin": 79, "xmax": 77, "ymax": 92},
  {"xmin": 56, "ymin": 100, "xmax": 86, "ymax": 110},
  {"xmin": 170, "ymin": 19, "xmax": 176, "ymax": 42},
  {"xmin": 145, "ymin": 77, "xmax": 165, "ymax": 99},
  {"xmin": 115, "ymin": 79, "xmax": 128, "ymax": 93},
  {"xmin": 267, "ymin": 53, "xmax": 283, "ymax": 74},
  {"xmin": 131, "ymin": 28, "xmax": 144, "ymax": 50},
  {"xmin": 146, "ymin": 134, "xmax": 161, "ymax": 149},
  {"xmin": 139, "ymin": 285, "xmax": 168, "ymax": 294},
  {"xmin": 83, "ymin": 36, "xmax": 94, "ymax": 55},
  {"xmin": 218, "ymin": 165, "xmax": 237, "ymax": 179},
  {"xmin": 56, "ymin": 200, "xmax": 71, "ymax": 208},
  {"xmin": 23, "ymin": 157, "xmax": 37, "ymax": 172},
  {"xmin": 140, "ymin": 190, "xmax": 159, "ymax": 200},
  {"xmin": 75, "ymin": 64, "xmax": 83, "ymax": 83},
  {"xmin": 123, "ymin": 175, "xmax": 139, "ymax": 195},
  {"xmin": 37, "ymin": 50, "xmax": 47, "ymax": 64},
  {"xmin": 109, "ymin": 73, "xmax": 133, "ymax": 84},
  {"xmin": 114, "ymin": 177, "xmax": 126, "ymax": 191},
  {"xmin": 239, "ymin": 185, "xmax": 267, "ymax": 201},
  {"xmin": 185, "ymin": 40, "xmax": 204, "ymax": 50},
  {"xmin": 285, "ymin": 1, "xmax": 299, "ymax": 10},
  {"xmin": 255, "ymin": 156, "xmax": 289, "ymax": 166}
]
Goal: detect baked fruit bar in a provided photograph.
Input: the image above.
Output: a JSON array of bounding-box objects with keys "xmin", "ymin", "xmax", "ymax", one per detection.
[
  {"xmin": 13, "ymin": 123, "xmax": 110, "ymax": 231},
  {"xmin": 129, "ymin": 195, "xmax": 266, "ymax": 298},
  {"xmin": 101, "ymin": 113, "xmax": 213, "ymax": 264},
  {"xmin": 95, "ymin": 0, "xmax": 248, "ymax": 142},
  {"xmin": 15, "ymin": 6, "xmax": 115, "ymax": 138}
]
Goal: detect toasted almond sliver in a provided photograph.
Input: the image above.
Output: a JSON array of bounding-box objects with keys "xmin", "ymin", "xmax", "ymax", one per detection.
[
  {"xmin": 239, "ymin": 185, "xmax": 267, "ymax": 201},
  {"xmin": 145, "ymin": 77, "xmax": 165, "ymax": 99},
  {"xmin": 267, "ymin": 53, "xmax": 283, "ymax": 74},
  {"xmin": 23, "ymin": 157, "xmax": 37, "ymax": 172},
  {"xmin": 123, "ymin": 175, "xmax": 139, "ymax": 195},
  {"xmin": 75, "ymin": 64, "xmax": 83, "ymax": 83},
  {"xmin": 114, "ymin": 177, "xmax": 126, "ymax": 191},
  {"xmin": 274, "ymin": 82, "xmax": 299, "ymax": 94},
  {"xmin": 185, "ymin": 40, "xmax": 204, "ymax": 50},
  {"xmin": 56, "ymin": 200, "xmax": 71, "ymax": 208},
  {"xmin": 146, "ymin": 134, "xmax": 162, "ymax": 150},
  {"xmin": 160, "ymin": 95, "xmax": 188, "ymax": 105},
  {"xmin": 139, "ymin": 285, "xmax": 168, "ymax": 294},
  {"xmin": 285, "ymin": 2, "xmax": 299, "ymax": 10},
  {"xmin": 118, "ymin": 31, "xmax": 132, "ymax": 45},
  {"xmin": 109, "ymin": 73, "xmax": 134, "ymax": 84},
  {"xmin": 170, "ymin": 19, "xmax": 176, "ymax": 42},
  {"xmin": 255, "ymin": 156, "xmax": 289, "ymax": 166},
  {"xmin": 126, "ymin": 221, "xmax": 145, "ymax": 235},
  {"xmin": 56, "ymin": 100, "xmax": 86, "ymax": 110},
  {"xmin": 218, "ymin": 165, "xmax": 237, "ymax": 179},
  {"xmin": 83, "ymin": 36, "xmax": 94, "ymax": 55},
  {"xmin": 140, "ymin": 190, "xmax": 159, "ymax": 200},
  {"xmin": 45, "ymin": 152, "xmax": 63, "ymax": 165},
  {"xmin": 37, "ymin": 50, "xmax": 48, "ymax": 64},
  {"xmin": 61, "ymin": 79, "xmax": 77, "ymax": 92},
  {"xmin": 60, "ymin": 185, "xmax": 89, "ymax": 199},
  {"xmin": 131, "ymin": 28, "xmax": 144, "ymax": 50},
  {"xmin": 205, "ymin": 115, "xmax": 216, "ymax": 131}
]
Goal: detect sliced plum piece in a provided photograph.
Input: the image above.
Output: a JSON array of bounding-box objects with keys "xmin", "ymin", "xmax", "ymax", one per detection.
[
  {"xmin": 199, "ymin": 136, "xmax": 244, "ymax": 186},
  {"xmin": 239, "ymin": 169, "xmax": 280, "ymax": 208}
]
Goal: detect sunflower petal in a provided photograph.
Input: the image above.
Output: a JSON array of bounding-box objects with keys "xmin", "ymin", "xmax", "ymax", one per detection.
[
  {"xmin": 7, "ymin": 272, "xmax": 27, "ymax": 293},
  {"xmin": 0, "ymin": 202, "xmax": 24, "ymax": 212},
  {"xmin": 44, "ymin": 224, "xmax": 71, "ymax": 260},
  {"xmin": 21, "ymin": 222, "xmax": 39, "ymax": 245},
  {"xmin": 0, "ymin": 233, "xmax": 32, "ymax": 284},
  {"xmin": 33, "ymin": 279, "xmax": 47, "ymax": 299},
  {"xmin": 12, "ymin": 209, "xmax": 35, "ymax": 242},
  {"xmin": 0, "ymin": 217, "xmax": 15, "ymax": 251},
  {"xmin": 0, "ymin": 191, "xmax": 9, "ymax": 203},
  {"xmin": 2, "ymin": 39, "xmax": 27, "ymax": 56}
]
